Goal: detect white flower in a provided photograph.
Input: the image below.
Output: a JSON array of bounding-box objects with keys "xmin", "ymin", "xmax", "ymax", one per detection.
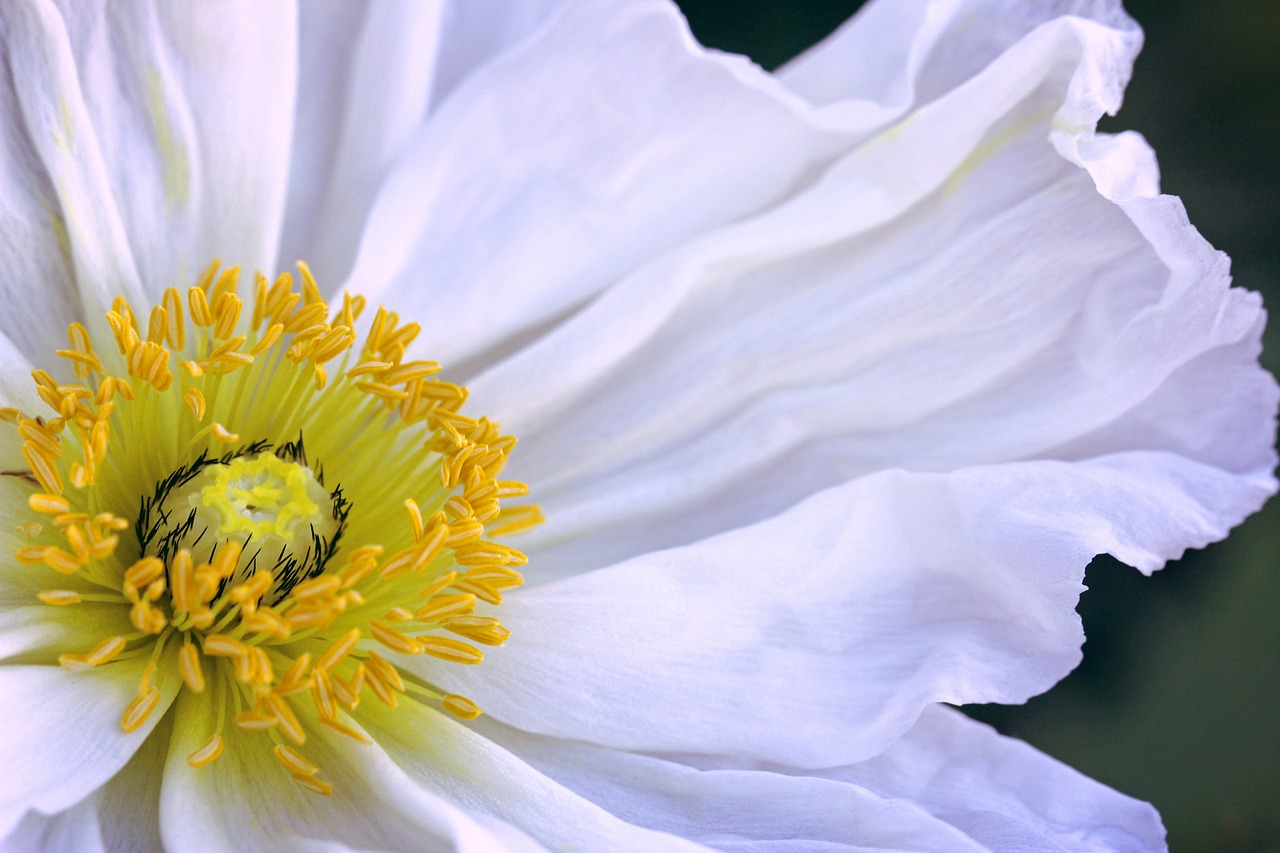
[{"xmin": 0, "ymin": 0, "xmax": 1273, "ymax": 851}]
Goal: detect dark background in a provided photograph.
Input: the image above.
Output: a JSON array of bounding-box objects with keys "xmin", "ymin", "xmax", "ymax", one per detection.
[{"xmin": 672, "ymin": 2, "xmax": 1280, "ymax": 851}]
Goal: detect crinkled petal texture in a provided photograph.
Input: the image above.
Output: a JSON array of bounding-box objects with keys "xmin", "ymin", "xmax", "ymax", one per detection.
[{"xmin": 0, "ymin": 0, "xmax": 1272, "ymax": 852}]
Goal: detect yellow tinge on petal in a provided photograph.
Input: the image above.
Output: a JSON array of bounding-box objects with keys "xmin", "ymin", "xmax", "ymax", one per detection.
[{"xmin": 6, "ymin": 261, "xmax": 542, "ymax": 796}]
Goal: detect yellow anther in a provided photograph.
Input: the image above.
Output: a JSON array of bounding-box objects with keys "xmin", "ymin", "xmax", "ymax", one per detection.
[
  {"xmin": 121, "ymin": 687, "xmax": 161, "ymax": 733},
  {"xmin": 234, "ymin": 712, "xmax": 278, "ymax": 731},
  {"xmin": 203, "ymin": 633, "xmax": 249, "ymax": 658},
  {"xmin": 291, "ymin": 774, "xmax": 332, "ymax": 796},
  {"xmin": 213, "ymin": 293, "xmax": 242, "ymax": 340},
  {"xmin": 364, "ymin": 650, "xmax": 405, "ymax": 693},
  {"xmin": 37, "ymin": 589, "xmax": 81, "ymax": 606},
  {"xmin": 187, "ymin": 734, "xmax": 224, "ymax": 768},
  {"xmin": 28, "ymin": 492, "xmax": 69, "ymax": 516},
  {"xmin": 147, "ymin": 305, "xmax": 168, "ymax": 344},
  {"xmin": 369, "ymin": 621, "xmax": 421, "ymax": 656},
  {"xmin": 162, "ymin": 287, "xmax": 186, "ymax": 349},
  {"xmin": 414, "ymin": 593, "xmax": 476, "ymax": 623},
  {"xmin": 441, "ymin": 694, "xmax": 483, "ymax": 721},
  {"xmin": 183, "ymin": 388, "xmax": 206, "ymax": 420},
  {"xmin": 43, "ymin": 547, "xmax": 82, "ymax": 574},
  {"xmin": 179, "ymin": 642, "xmax": 206, "ymax": 693},
  {"xmin": 314, "ymin": 628, "xmax": 361, "ymax": 672},
  {"xmin": 404, "ymin": 499, "xmax": 425, "ymax": 542},
  {"xmin": 250, "ymin": 323, "xmax": 283, "ymax": 356},
  {"xmin": 274, "ymin": 744, "xmax": 319, "ymax": 777},
  {"xmin": 212, "ymin": 542, "xmax": 241, "ymax": 579},
  {"xmin": 264, "ymin": 693, "xmax": 305, "ymax": 744},
  {"xmin": 82, "ymin": 635, "xmax": 127, "ymax": 666},
  {"xmin": 311, "ymin": 668, "xmax": 337, "ymax": 720},
  {"xmin": 58, "ymin": 654, "xmax": 93, "ymax": 671},
  {"xmin": 211, "ymin": 423, "xmax": 239, "ymax": 443},
  {"xmin": 363, "ymin": 667, "xmax": 398, "ymax": 707},
  {"xmin": 229, "ymin": 571, "xmax": 274, "ymax": 605},
  {"xmin": 16, "ymin": 545, "xmax": 49, "ymax": 565},
  {"xmin": 418, "ymin": 636, "xmax": 484, "ymax": 665},
  {"xmin": 291, "ymin": 576, "xmax": 341, "ymax": 601},
  {"xmin": 446, "ymin": 616, "xmax": 511, "ymax": 646}
]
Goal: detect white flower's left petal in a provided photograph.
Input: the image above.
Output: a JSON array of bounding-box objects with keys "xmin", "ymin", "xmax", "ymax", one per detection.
[
  {"xmin": 416, "ymin": 452, "xmax": 1269, "ymax": 769},
  {"xmin": 42, "ymin": 0, "xmax": 299, "ymax": 295},
  {"xmin": 0, "ymin": 658, "xmax": 177, "ymax": 838},
  {"xmin": 159, "ymin": 690, "xmax": 539, "ymax": 853}
]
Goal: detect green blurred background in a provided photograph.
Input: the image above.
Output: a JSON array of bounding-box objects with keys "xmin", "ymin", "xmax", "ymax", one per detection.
[{"xmin": 672, "ymin": 2, "xmax": 1280, "ymax": 851}]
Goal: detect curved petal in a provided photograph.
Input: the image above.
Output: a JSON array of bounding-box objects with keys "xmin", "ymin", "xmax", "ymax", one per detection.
[
  {"xmin": 468, "ymin": 1, "xmax": 1272, "ymax": 581},
  {"xmin": 159, "ymin": 689, "xmax": 539, "ymax": 853},
  {"xmin": 42, "ymin": 0, "xmax": 298, "ymax": 297},
  {"xmin": 820, "ymin": 705, "xmax": 1166, "ymax": 853},
  {"xmin": 412, "ymin": 452, "xmax": 1271, "ymax": 768},
  {"xmin": 344, "ymin": 0, "xmax": 861, "ymax": 371},
  {"xmin": 0, "ymin": 795, "xmax": 105, "ymax": 853},
  {"xmin": 473, "ymin": 717, "xmax": 987, "ymax": 852},
  {"xmin": 776, "ymin": 0, "xmax": 1137, "ymax": 114},
  {"xmin": 0, "ymin": 657, "xmax": 177, "ymax": 838},
  {"xmin": 0, "ymin": 0, "xmax": 145, "ymax": 341},
  {"xmin": 353, "ymin": 695, "xmax": 710, "ymax": 852},
  {"xmin": 281, "ymin": 0, "xmax": 572, "ymax": 288},
  {"xmin": 472, "ymin": 705, "xmax": 1165, "ymax": 853}
]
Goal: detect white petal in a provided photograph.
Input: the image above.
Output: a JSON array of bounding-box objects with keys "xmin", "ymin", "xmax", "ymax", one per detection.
[
  {"xmin": 777, "ymin": 0, "xmax": 1137, "ymax": 116},
  {"xmin": 473, "ymin": 716, "xmax": 989, "ymax": 852},
  {"xmin": 279, "ymin": 1, "xmax": 442, "ymax": 288},
  {"xmin": 39, "ymin": 0, "xmax": 298, "ymax": 296},
  {"xmin": 819, "ymin": 705, "xmax": 1166, "ymax": 853},
  {"xmin": 345, "ymin": 0, "xmax": 860, "ymax": 370},
  {"xmin": 281, "ymin": 0, "xmax": 572, "ymax": 289},
  {"xmin": 0, "ymin": 0, "xmax": 146, "ymax": 336},
  {"xmin": 469, "ymin": 3, "xmax": 1271, "ymax": 581},
  {"xmin": 0, "ymin": 795, "xmax": 105, "ymax": 853},
  {"xmin": 352, "ymin": 695, "xmax": 710, "ymax": 852},
  {"xmin": 0, "ymin": 657, "xmax": 176, "ymax": 838},
  {"xmin": 158, "ymin": 690, "xmax": 533, "ymax": 853},
  {"xmin": 96, "ymin": 716, "xmax": 168, "ymax": 853},
  {"xmin": 474, "ymin": 704, "xmax": 1166, "ymax": 852},
  {"xmin": 415, "ymin": 453, "xmax": 1270, "ymax": 768}
]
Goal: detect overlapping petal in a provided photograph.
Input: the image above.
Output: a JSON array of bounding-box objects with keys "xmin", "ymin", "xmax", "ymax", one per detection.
[
  {"xmin": 416, "ymin": 452, "xmax": 1267, "ymax": 769},
  {"xmin": 0, "ymin": 658, "xmax": 178, "ymax": 839},
  {"xmin": 475, "ymin": 705, "xmax": 1164, "ymax": 852}
]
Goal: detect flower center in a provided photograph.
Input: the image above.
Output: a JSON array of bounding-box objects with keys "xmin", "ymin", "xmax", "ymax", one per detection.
[
  {"xmin": 146, "ymin": 449, "xmax": 345, "ymax": 603},
  {"xmin": 2, "ymin": 261, "xmax": 541, "ymax": 796}
]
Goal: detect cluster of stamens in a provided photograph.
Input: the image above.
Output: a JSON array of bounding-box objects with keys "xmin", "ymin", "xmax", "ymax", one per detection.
[{"xmin": 1, "ymin": 261, "xmax": 540, "ymax": 795}]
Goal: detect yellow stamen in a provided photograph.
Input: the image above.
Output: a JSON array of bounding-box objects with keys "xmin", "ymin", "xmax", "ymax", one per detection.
[
  {"xmin": 441, "ymin": 694, "xmax": 483, "ymax": 720},
  {"xmin": 187, "ymin": 734, "xmax": 224, "ymax": 767}
]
